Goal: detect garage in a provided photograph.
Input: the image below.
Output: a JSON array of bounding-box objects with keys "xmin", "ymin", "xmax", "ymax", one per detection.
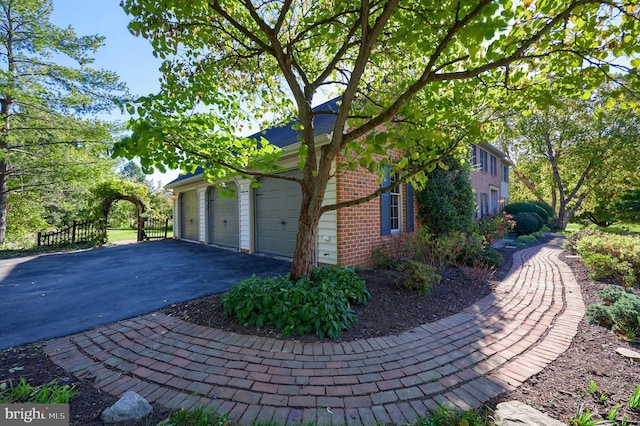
[
  {"xmin": 180, "ymin": 190, "xmax": 199, "ymax": 241},
  {"xmin": 207, "ymin": 186, "xmax": 239, "ymax": 248},
  {"xmin": 255, "ymin": 173, "xmax": 302, "ymax": 257}
]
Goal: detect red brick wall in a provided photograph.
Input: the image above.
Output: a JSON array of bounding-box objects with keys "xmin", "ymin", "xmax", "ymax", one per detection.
[{"xmin": 335, "ymin": 151, "xmax": 418, "ymax": 268}]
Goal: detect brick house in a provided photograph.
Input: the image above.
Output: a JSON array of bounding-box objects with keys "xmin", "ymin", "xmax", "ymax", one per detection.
[
  {"xmin": 470, "ymin": 142, "xmax": 510, "ymax": 217},
  {"xmin": 166, "ymin": 98, "xmax": 508, "ymax": 268}
]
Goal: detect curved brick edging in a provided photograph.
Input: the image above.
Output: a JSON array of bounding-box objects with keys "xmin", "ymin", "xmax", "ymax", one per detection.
[{"xmin": 45, "ymin": 240, "xmax": 583, "ymax": 425}]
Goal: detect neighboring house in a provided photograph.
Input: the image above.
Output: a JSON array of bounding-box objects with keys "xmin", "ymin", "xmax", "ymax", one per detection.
[
  {"xmin": 469, "ymin": 142, "xmax": 510, "ymax": 217},
  {"xmin": 165, "ymin": 98, "xmax": 508, "ymax": 268}
]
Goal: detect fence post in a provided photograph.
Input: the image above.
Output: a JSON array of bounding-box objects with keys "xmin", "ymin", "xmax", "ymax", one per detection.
[
  {"xmin": 37, "ymin": 232, "xmax": 42, "ymax": 246},
  {"xmin": 71, "ymin": 220, "xmax": 77, "ymax": 243},
  {"xmin": 164, "ymin": 218, "xmax": 169, "ymax": 239}
]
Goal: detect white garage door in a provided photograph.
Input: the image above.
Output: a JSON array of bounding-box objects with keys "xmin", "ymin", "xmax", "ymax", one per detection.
[
  {"xmin": 255, "ymin": 173, "xmax": 301, "ymax": 258},
  {"xmin": 180, "ymin": 190, "xmax": 199, "ymax": 241},
  {"xmin": 208, "ymin": 187, "xmax": 239, "ymax": 248}
]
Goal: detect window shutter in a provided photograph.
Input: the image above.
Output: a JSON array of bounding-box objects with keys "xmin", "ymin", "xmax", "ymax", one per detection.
[
  {"xmin": 405, "ymin": 183, "xmax": 414, "ymax": 232},
  {"xmin": 380, "ymin": 167, "xmax": 391, "ymax": 236}
]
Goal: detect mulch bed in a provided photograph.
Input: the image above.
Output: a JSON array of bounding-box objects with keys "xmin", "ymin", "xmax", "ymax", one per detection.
[{"xmin": 1, "ymin": 235, "xmax": 639, "ymax": 425}]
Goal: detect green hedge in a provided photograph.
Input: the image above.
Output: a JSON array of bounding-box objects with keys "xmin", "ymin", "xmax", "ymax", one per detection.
[
  {"xmin": 512, "ymin": 212, "xmax": 540, "ymax": 235},
  {"xmin": 504, "ymin": 202, "xmax": 549, "ymax": 224},
  {"xmin": 573, "ymin": 229, "xmax": 640, "ymax": 287}
]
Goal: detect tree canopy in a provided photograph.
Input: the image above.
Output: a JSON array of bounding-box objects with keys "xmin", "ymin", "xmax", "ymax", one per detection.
[
  {"xmin": 499, "ymin": 83, "xmax": 640, "ymax": 229},
  {"xmin": 116, "ymin": 0, "xmax": 640, "ymax": 278},
  {"xmin": 0, "ymin": 0, "xmax": 127, "ymax": 244}
]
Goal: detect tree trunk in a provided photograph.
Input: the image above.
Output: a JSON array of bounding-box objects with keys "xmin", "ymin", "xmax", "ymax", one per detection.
[
  {"xmin": 0, "ymin": 98, "xmax": 11, "ymax": 244},
  {"xmin": 0, "ymin": 164, "xmax": 7, "ymax": 243},
  {"xmin": 289, "ymin": 204, "xmax": 321, "ymax": 281},
  {"xmin": 289, "ymin": 171, "xmax": 327, "ymax": 281},
  {"xmin": 557, "ymin": 201, "xmax": 574, "ymax": 230}
]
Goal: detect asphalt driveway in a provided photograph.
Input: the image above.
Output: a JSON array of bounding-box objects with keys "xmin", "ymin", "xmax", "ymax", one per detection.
[{"xmin": 0, "ymin": 240, "xmax": 291, "ymax": 350}]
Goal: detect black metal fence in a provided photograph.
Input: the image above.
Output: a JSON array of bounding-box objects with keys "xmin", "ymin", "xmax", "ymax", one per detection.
[
  {"xmin": 37, "ymin": 220, "xmax": 106, "ymax": 247},
  {"xmin": 141, "ymin": 216, "xmax": 170, "ymax": 241}
]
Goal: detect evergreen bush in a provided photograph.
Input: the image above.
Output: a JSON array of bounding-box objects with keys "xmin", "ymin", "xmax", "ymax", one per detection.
[
  {"xmin": 504, "ymin": 202, "xmax": 549, "ymax": 224},
  {"xmin": 512, "ymin": 212, "xmax": 539, "ymax": 235},
  {"xmin": 417, "ymin": 156, "xmax": 476, "ymax": 236}
]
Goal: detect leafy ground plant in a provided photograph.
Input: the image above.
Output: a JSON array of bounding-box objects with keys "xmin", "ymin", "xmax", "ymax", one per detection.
[
  {"xmin": 569, "ymin": 381, "xmax": 638, "ymax": 425},
  {"xmin": 629, "ymin": 385, "xmax": 640, "ymax": 410},
  {"xmin": 0, "ymin": 377, "xmax": 77, "ymax": 404},
  {"xmin": 416, "ymin": 405, "xmax": 489, "ymax": 426},
  {"xmin": 222, "ymin": 266, "xmax": 370, "ymax": 339},
  {"xmin": 157, "ymin": 406, "xmax": 229, "ymax": 426}
]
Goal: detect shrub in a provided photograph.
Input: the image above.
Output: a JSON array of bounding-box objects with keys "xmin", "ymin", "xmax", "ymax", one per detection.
[
  {"xmin": 610, "ymin": 296, "xmax": 640, "ymax": 334},
  {"xmin": 476, "ymin": 212, "xmax": 515, "ymax": 243},
  {"xmin": 455, "ymin": 238, "xmax": 503, "ymax": 268},
  {"xmin": 586, "ymin": 304, "xmax": 613, "ymax": 328},
  {"xmin": 373, "ymin": 248, "xmax": 399, "ymax": 270},
  {"xmin": 504, "ymin": 202, "xmax": 549, "ymax": 224},
  {"xmin": 597, "ymin": 285, "xmax": 629, "ymax": 305},
  {"xmin": 477, "ymin": 246, "xmax": 504, "ymax": 268},
  {"xmin": 222, "ymin": 267, "xmax": 370, "ymax": 339},
  {"xmin": 410, "ymin": 229, "xmax": 464, "ymax": 273},
  {"xmin": 512, "ymin": 212, "xmax": 539, "ymax": 235},
  {"xmin": 528, "ymin": 212, "xmax": 545, "ymax": 232},
  {"xmin": 528, "ymin": 200, "xmax": 555, "ymax": 219},
  {"xmin": 586, "ymin": 286, "xmax": 640, "ymax": 340},
  {"xmin": 311, "ymin": 266, "xmax": 371, "ymax": 305},
  {"xmin": 453, "ymin": 233, "xmax": 484, "ymax": 264},
  {"xmin": 574, "ymin": 231, "xmax": 640, "ymax": 288},
  {"xmin": 516, "ymin": 235, "xmax": 538, "ymax": 246},
  {"xmin": 399, "ymin": 260, "xmax": 442, "ymax": 294},
  {"xmin": 417, "ymin": 155, "xmax": 476, "ymax": 236}
]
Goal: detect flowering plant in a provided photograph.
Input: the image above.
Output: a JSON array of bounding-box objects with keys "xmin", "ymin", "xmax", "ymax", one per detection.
[{"xmin": 477, "ymin": 211, "xmax": 516, "ymax": 243}]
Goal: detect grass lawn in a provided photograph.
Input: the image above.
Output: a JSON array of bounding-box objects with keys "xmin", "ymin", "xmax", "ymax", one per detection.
[
  {"xmin": 107, "ymin": 227, "xmax": 174, "ymax": 242},
  {"xmin": 107, "ymin": 228, "xmax": 138, "ymax": 241},
  {"xmin": 565, "ymin": 222, "xmax": 640, "ymax": 233}
]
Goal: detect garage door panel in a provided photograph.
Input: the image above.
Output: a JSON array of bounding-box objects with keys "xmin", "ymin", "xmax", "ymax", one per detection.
[
  {"xmin": 208, "ymin": 187, "xmax": 239, "ymax": 248},
  {"xmin": 180, "ymin": 190, "xmax": 199, "ymax": 241},
  {"xmin": 255, "ymin": 174, "xmax": 301, "ymax": 257}
]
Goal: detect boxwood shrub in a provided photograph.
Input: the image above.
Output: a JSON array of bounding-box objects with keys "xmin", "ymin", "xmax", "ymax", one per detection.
[
  {"xmin": 512, "ymin": 212, "xmax": 540, "ymax": 235},
  {"xmin": 504, "ymin": 202, "xmax": 549, "ymax": 224},
  {"xmin": 527, "ymin": 200, "xmax": 555, "ymax": 221}
]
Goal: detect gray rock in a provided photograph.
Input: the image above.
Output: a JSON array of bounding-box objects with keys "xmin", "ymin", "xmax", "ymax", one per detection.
[
  {"xmin": 617, "ymin": 347, "xmax": 640, "ymax": 362},
  {"xmin": 494, "ymin": 400, "xmax": 565, "ymax": 426},
  {"xmin": 101, "ymin": 391, "xmax": 152, "ymax": 424}
]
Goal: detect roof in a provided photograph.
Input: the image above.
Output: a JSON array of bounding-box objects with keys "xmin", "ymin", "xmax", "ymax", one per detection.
[{"xmin": 166, "ymin": 97, "xmax": 341, "ymax": 187}]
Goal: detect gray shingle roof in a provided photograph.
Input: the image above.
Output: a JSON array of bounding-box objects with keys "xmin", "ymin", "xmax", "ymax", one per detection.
[{"xmin": 167, "ymin": 97, "xmax": 340, "ymax": 185}]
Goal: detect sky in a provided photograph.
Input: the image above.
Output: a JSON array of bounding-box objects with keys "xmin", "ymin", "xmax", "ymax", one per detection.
[{"xmin": 50, "ymin": 0, "xmax": 180, "ymax": 185}]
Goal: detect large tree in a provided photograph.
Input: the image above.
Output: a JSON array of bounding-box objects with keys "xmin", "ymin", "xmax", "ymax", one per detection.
[
  {"xmin": 116, "ymin": 0, "xmax": 640, "ymax": 279},
  {"xmin": 0, "ymin": 0, "xmax": 125, "ymax": 243},
  {"xmin": 500, "ymin": 87, "xmax": 640, "ymax": 229}
]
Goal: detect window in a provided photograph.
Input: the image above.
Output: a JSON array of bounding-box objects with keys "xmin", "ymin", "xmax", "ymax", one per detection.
[
  {"xmin": 471, "ymin": 144, "xmax": 478, "ymax": 168},
  {"xmin": 480, "ymin": 149, "xmax": 488, "ymax": 173},
  {"xmin": 490, "ymin": 155, "xmax": 497, "ymax": 176},
  {"xmin": 480, "ymin": 193, "xmax": 489, "ymax": 216},
  {"xmin": 381, "ymin": 169, "xmax": 414, "ymax": 235},
  {"xmin": 502, "ymin": 164, "xmax": 509, "ymax": 183},
  {"xmin": 389, "ymin": 175, "xmax": 400, "ymax": 232}
]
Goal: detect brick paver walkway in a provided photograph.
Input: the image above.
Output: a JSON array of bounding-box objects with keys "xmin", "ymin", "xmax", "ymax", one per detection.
[{"xmin": 45, "ymin": 239, "xmax": 583, "ymax": 425}]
